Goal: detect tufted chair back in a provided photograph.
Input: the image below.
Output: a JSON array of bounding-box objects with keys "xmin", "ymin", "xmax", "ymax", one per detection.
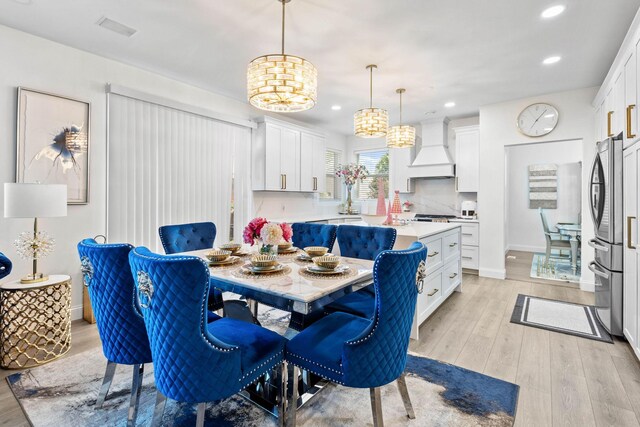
[
  {"xmin": 337, "ymin": 225, "xmax": 397, "ymax": 260},
  {"xmin": 77, "ymin": 239, "xmax": 152, "ymax": 365},
  {"xmin": 128, "ymin": 247, "xmax": 243, "ymax": 403},
  {"xmin": 342, "ymin": 241, "xmax": 426, "ymax": 387},
  {"xmin": 158, "ymin": 222, "xmax": 216, "ymax": 254},
  {"xmin": 0, "ymin": 252, "xmax": 12, "ymax": 280},
  {"xmin": 292, "ymin": 223, "xmax": 337, "ymax": 251}
]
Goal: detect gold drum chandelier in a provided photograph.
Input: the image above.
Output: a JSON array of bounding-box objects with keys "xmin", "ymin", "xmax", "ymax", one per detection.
[
  {"xmin": 354, "ymin": 65, "xmax": 388, "ymax": 138},
  {"xmin": 387, "ymin": 88, "xmax": 416, "ymax": 148},
  {"xmin": 247, "ymin": 0, "xmax": 317, "ymax": 113}
]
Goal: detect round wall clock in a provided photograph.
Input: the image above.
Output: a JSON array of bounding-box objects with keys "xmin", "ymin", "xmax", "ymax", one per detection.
[{"xmin": 517, "ymin": 103, "xmax": 559, "ymax": 137}]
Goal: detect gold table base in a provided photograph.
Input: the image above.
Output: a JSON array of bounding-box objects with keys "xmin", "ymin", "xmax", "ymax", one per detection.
[{"xmin": 0, "ymin": 279, "xmax": 71, "ymax": 369}]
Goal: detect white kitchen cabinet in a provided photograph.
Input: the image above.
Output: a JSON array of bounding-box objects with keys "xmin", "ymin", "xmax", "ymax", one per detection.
[
  {"xmin": 625, "ymin": 49, "xmax": 637, "ymax": 148},
  {"xmin": 300, "ymin": 132, "xmax": 326, "ymax": 193},
  {"xmin": 613, "ymin": 71, "xmax": 625, "ymax": 137},
  {"xmin": 454, "ymin": 125, "xmax": 479, "ymax": 192},
  {"xmin": 389, "ymin": 146, "xmax": 415, "ymax": 193},
  {"xmin": 623, "ymin": 141, "xmax": 640, "ymax": 362},
  {"xmin": 450, "ymin": 220, "xmax": 480, "ymax": 270},
  {"xmin": 253, "ymin": 117, "xmax": 325, "ymax": 192}
]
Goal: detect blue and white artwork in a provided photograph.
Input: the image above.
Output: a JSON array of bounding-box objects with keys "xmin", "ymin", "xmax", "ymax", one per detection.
[{"xmin": 529, "ymin": 163, "xmax": 557, "ymax": 209}]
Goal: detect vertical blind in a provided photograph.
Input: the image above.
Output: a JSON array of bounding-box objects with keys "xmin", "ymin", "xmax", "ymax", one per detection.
[
  {"xmin": 107, "ymin": 93, "xmax": 252, "ymax": 252},
  {"xmin": 320, "ymin": 149, "xmax": 340, "ymax": 199}
]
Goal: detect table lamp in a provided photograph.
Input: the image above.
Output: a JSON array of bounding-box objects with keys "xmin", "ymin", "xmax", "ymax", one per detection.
[{"xmin": 4, "ymin": 183, "xmax": 67, "ymax": 284}]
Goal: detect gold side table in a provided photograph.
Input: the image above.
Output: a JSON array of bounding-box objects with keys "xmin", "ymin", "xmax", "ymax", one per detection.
[{"xmin": 0, "ymin": 275, "xmax": 71, "ymax": 369}]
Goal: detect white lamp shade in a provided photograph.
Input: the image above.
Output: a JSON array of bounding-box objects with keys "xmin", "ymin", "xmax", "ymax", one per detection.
[{"xmin": 4, "ymin": 183, "xmax": 67, "ymax": 218}]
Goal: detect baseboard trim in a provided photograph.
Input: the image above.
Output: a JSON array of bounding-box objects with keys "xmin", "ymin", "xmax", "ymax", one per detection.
[
  {"xmin": 71, "ymin": 304, "xmax": 83, "ymax": 321},
  {"xmin": 579, "ymin": 280, "xmax": 595, "ymax": 293},
  {"xmin": 480, "ymin": 268, "xmax": 506, "ymax": 280},
  {"xmin": 508, "ymin": 244, "xmax": 547, "ymax": 253}
]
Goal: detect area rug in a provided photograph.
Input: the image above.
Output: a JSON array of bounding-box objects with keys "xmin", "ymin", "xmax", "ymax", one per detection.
[
  {"xmin": 510, "ymin": 294, "xmax": 612, "ymax": 343},
  {"xmin": 7, "ymin": 304, "xmax": 519, "ymax": 426},
  {"xmin": 530, "ymin": 252, "xmax": 581, "ymax": 283}
]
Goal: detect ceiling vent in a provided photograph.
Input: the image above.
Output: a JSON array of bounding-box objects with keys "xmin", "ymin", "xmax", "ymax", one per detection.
[{"xmin": 96, "ymin": 17, "xmax": 137, "ymax": 38}]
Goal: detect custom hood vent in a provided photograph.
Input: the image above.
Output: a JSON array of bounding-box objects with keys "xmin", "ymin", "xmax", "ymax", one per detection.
[{"xmin": 408, "ymin": 118, "xmax": 455, "ymax": 178}]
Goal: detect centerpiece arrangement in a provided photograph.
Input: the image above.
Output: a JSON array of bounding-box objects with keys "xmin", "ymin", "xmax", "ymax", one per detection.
[
  {"xmin": 243, "ymin": 217, "xmax": 293, "ymax": 256},
  {"xmin": 335, "ymin": 163, "xmax": 369, "ymax": 214}
]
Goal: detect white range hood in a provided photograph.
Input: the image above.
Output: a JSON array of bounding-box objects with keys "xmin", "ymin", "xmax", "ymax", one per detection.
[{"xmin": 408, "ymin": 118, "xmax": 455, "ymax": 178}]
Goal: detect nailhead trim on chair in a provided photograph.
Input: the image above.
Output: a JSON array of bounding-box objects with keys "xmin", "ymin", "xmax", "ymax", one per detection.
[
  {"xmin": 286, "ymin": 359, "xmax": 346, "ymax": 386},
  {"xmin": 239, "ymin": 351, "xmax": 284, "ymax": 381}
]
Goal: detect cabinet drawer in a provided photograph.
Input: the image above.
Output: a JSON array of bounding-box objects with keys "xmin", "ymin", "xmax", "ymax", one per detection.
[
  {"xmin": 444, "ymin": 259, "xmax": 461, "ymax": 295},
  {"xmin": 443, "ymin": 230, "xmax": 460, "ymax": 263},
  {"xmin": 421, "ymin": 237, "xmax": 443, "ymax": 273},
  {"xmin": 461, "ymin": 224, "xmax": 479, "ymax": 246},
  {"xmin": 417, "ymin": 269, "xmax": 443, "ymax": 321},
  {"xmin": 461, "ymin": 246, "xmax": 479, "ymax": 269}
]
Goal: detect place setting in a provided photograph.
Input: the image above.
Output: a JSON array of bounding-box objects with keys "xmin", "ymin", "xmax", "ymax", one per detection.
[
  {"xmin": 295, "ymin": 246, "xmax": 328, "ymax": 263},
  {"xmin": 205, "ymin": 249, "xmax": 242, "ymax": 269},
  {"xmin": 299, "ymin": 253, "xmax": 355, "ymax": 280},
  {"xmin": 276, "ymin": 241, "xmax": 300, "ymax": 257},
  {"xmin": 234, "ymin": 254, "xmax": 292, "ymax": 279}
]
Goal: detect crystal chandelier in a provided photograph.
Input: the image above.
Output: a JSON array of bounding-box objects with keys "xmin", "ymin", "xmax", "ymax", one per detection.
[
  {"xmin": 387, "ymin": 88, "xmax": 416, "ymax": 148},
  {"xmin": 354, "ymin": 64, "xmax": 388, "ymax": 138},
  {"xmin": 247, "ymin": 0, "xmax": 317, "ymax": 113}
]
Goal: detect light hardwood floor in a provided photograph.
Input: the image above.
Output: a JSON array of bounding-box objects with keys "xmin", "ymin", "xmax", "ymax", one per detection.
[
  {"xmin": 1, "ymin": 275, "xmax": 639, "ymax": 426},
  {"xmin": 506, "ymin": 250, "xmax": 580, "ymax": 288}
]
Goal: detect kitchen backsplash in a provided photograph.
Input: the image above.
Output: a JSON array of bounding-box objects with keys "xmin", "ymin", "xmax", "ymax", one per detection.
[
  {"xmin": 253, "ymin": 191, "xmax": 341, "ymax": 220},
  {"xmin": 405, "ymin": 178, "xmax": 477, "ymax": 216}
]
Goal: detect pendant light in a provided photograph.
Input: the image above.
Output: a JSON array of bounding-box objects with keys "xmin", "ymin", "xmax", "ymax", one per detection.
[
  {"xmin": 354, "ymin": 65, "xmax": 388, "ymax": 138},
  {"xmin": 247, "ymin": 0, "xmax": 317, "ymax": 113},
  {"xmin": 386, "ymin": 88, "xmax": 416, "ymax": 148}
]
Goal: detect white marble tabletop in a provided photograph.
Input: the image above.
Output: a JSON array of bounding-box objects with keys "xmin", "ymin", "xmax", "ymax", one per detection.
[{"xmin": 181, "ymin": 248, "xmax": 374, "ymax": 312}]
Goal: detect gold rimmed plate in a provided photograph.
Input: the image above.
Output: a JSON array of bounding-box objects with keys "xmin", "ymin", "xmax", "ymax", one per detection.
[
  {"xmin": 306, "ymin": 264, "xmax": 350, "ymax": 275},
  {"xmin": 208, "ymin": 256, "xmax": 240, "ymax": 266},
  {"xmin": 242, "ymin": 264, "xmax": 285, "ymax": 274}
]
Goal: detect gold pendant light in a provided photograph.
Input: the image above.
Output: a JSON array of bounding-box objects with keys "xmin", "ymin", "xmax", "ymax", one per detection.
[
  {"xmin": 354, "ymin": 65, "xmax": 388, "ymax": 138},
  {"xmin": 387, "ymin": 88, "xmax": 416, "ymax": 148},
  {"xmin": 247, "ymin": 0, "xmax": 317, "ymax": 113}
]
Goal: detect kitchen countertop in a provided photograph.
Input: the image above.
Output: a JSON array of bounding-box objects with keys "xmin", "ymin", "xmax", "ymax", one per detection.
[
  {"xmin": 349, "ymin": 221, "xmax": 460, "ymax": 239},
  {"xmin": 449, "ymin": 218, "xmax": 479, "ymax": 223},
  {"xmin": 267, "ymin": 214, "xmax": 361, "ymax": 223}
]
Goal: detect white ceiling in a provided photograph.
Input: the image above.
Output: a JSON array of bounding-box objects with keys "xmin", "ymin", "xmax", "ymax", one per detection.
[{"xmin": 1, "ymin": 0, "xmax": 638, "ymax": 135}]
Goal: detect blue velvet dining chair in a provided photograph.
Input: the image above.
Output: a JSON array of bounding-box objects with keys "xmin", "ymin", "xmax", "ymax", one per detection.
[
  {"xmin": 291, "ymin": 223, "xmax": 337, "ymax": 251},
  {"xmin": 77, "ymin": 238, "xmax": 152, "ymax": 427},
  {"xmin": 324, "ymin": 225, "xmax": 397, "ymax": 318},
  {"xmin": 0, "ymin": 252, "xmax": 12, "ymax": 279},
  {"xmin": 285, "ymin": 241, "xmax": 427, "ymax": 427},
  {"xmin": 128, "ymin": 247, "xmax": 288, "ymax": 427},
  {"xmin": 158, "ymin": 221, "xmax": 223, "ymax": 311}
]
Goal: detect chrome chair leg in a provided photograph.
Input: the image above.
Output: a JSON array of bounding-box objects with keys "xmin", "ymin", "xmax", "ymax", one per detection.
[
  {"xmin": 370, "ymin": 387, "xmax": 384, "ymax": 427},
  {"xmin": 127, "ymin": 363, "xmax": 144, "ymax": 427},
  {"xmin": 95, "ymin": 361, "xmax": 117, "ymax": 409},
  {"xmin": 196, "ymin": 402, "xmax": 207, "ymax": 427},
  {"xmin": 277, "ymin": 362, "xmax": 287, "ymax": 427},
  {"xmin": 397, "ymin": 373, "xmax": 415, "ymax": 419},
  {"xmin": 288, "ymin": 365, "xmax": 300, "ymax": 427},
  {"xmin": 151, "ymin": 391, "xmax": 167, "ymax": 427}
]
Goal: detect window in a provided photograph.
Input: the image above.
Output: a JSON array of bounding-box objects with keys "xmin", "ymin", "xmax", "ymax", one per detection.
[
  {"xmin": 357, "ymin": 149, "xmax": 389, "ymax": 199},
  {"xmin": 320, "ymin": 149, "xmax": 341, "ymax": 200}
]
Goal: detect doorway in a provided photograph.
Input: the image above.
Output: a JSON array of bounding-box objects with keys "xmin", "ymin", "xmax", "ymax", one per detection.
[{"xmin": 504, "ymin": 139, "xmax": 583, "ymax": 286}]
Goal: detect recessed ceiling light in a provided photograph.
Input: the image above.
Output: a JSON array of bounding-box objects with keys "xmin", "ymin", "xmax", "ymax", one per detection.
[
  {"xmin": 543, "ymin": 56, "xmax": 562, "ymax": 65},
  {"xmin": 544, "ymin": 114, "xmax": 555, "ymax": 118},
  {"xmin": 541, "ymin": 5, "xmax": 566, "ymax": 19},
  {"xmin": 444, "ymin": 102, "xmax": 456, "ymax": 108},
  {"xmin": 331, "ymin": 105, "xmax": 342, "ymax": 111}
]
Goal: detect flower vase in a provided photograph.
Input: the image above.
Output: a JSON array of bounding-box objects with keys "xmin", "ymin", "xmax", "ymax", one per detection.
[
  {"xmin": 260, "ymin": 244, "xmax": 277, "ymax": 256},
  {"xmin": 346, "ymin": 184, "xmax": 354, "ymax": 214}
]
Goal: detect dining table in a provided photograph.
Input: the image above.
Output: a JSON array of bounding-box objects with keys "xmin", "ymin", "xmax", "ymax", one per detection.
[
  {"xmin": 555, "ymin": 223, "xmax": 581, "ymax": 274},
  {"xmin": 181, "ymin": 246, "xmax": 375, "ymax": 420}
]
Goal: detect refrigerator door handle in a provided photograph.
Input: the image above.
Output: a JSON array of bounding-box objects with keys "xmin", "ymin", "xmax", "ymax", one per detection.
[
  {"xmin": 588, "ymin": 261, "xmax": 610, "ymax": 279},
  {"xmin": 588, "ymin": 239, "xmax": 609, "ymax": 252}
]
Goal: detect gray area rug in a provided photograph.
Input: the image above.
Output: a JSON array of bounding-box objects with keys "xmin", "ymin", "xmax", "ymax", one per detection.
[
  {"xmin": 7, "ymin": 305, "xmax": 520, "ymax": 426},
  {"xmin": 511, "ymin": 294, "xmax": 612, "ymax": 343}
]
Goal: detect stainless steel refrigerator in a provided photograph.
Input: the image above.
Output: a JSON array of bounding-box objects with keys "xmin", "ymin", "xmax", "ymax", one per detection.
[{"xmin": 588, "ymin": 133, "xmax": 624, "ymax": 336}]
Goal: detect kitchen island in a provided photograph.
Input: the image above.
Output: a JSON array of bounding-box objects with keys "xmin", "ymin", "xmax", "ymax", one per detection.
[{"xmin": 390, "ymin": 222, "xmax": 462, "ymax": 340}]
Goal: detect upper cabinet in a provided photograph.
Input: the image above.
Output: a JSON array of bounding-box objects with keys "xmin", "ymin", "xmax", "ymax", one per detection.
[
  {"xmin": 390, "ymin": 146, "xmax": 415, "ymax": 194},
  {"xmin": 252, "ymin": 117, "xmax": 325, "ymax": 192},
  {"xmin": 454, "ymin": 125, "xmax": 479, "ymax": 193}
]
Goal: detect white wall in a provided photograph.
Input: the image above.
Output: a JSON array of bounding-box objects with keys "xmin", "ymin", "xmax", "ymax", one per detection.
[
  {"xmin": 0, "ymin": 24, "xmax": 334, "ymax": 318},
  {"xmin": 506, "ymin": 140, "xmax": 583, "ymax": 252},
  {"xmin": 479, "ymin": 87, "xmax": 598, "ymax": 290}
]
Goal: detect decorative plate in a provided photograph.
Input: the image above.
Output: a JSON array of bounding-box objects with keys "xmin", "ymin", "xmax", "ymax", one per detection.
[
  {"xmin": 278, "ymin": 246, "xmax": 298, "ymax": 254},
  {"xmin": 208, "ymin": 256, "xmax": 241, "ymax": 268},
  {"xmin": 306, "ymin": 265, "xmax": 350, "ymax": 275}
]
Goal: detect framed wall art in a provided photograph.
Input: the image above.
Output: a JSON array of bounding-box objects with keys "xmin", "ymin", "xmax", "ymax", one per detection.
[{"xmin": 16, "ymin": 87, "xmax": 90, "ymax": 204}]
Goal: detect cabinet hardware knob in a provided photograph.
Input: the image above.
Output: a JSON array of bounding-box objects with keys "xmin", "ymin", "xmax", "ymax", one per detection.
[
  {"xmin": 406, "ymin": 178, "xmax": 410, "ymax": 192},
  {"xmin": 284, "ymin": 174, "xmax": 287, "ymax": 190},
  {"xmin": 628, "ymin": 216, "xmax": 637, "ymax": 249},
  {"xmin": 607, "ymin": 111, "xmax": 614, "ymax": 137},
  {"xmin": 627, "ymin": 104, "xmax": 636, "ymax": 139},
  {"xmin": 427, "ymin": 288, "xmax": 439, "ymax": 297},
  {"xmin": 449, "ymin": 242, "xmax": 457, "ymax": 247},
  {"xmin": 427, "ymin": 251, "xmax": 439, "ymax": 258},
  {"xmin": 449, "ymin": 273, "xmax": 458, "ymax": 279}
]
